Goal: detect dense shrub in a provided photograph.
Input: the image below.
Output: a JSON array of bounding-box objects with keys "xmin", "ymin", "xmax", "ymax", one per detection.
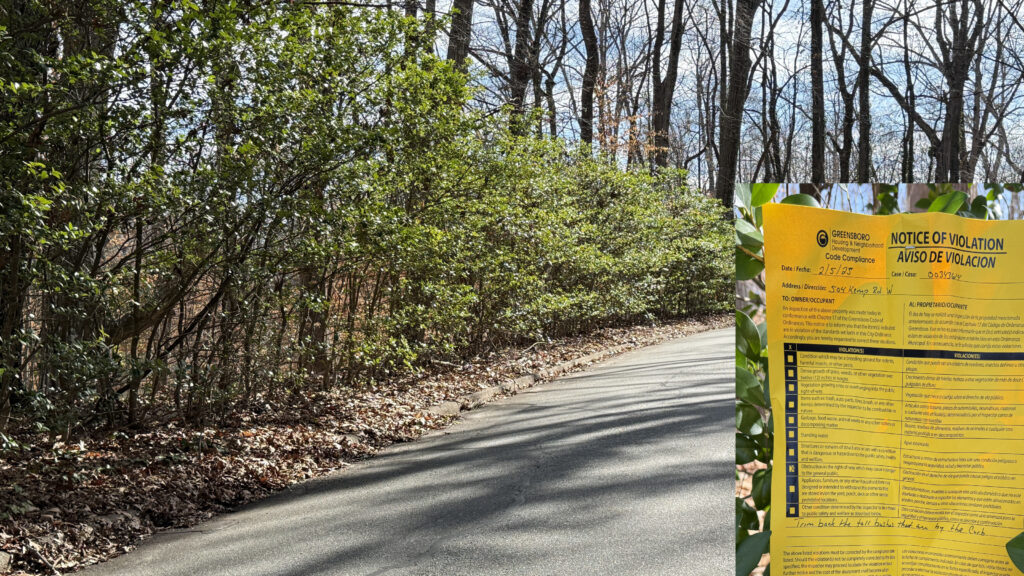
[{"xmin": 0, "ymin": 3, "xmax": 731, "ymax": 440}]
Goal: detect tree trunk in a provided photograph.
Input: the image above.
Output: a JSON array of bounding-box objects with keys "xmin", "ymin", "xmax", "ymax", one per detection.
[
  {"xmin": 901, "ymin": 1, "xmax": 914, "ymax": 182},
  {"xmin": 528, "ymin": 0, "xmax": 550, "ymax": 137},
  {"xmin": 715, "ymin": 0, "xmax": 759, "ymax": 209},
  {"xmin": 937, "ymin": 69, "xmax": 968, "ymax": 182},
  {"xmin": 763, "ymin": 29, "xmax": 782, "ymax": 181},
  {"xmin": 810, "ymin": 0, "xmax": 825, "ymax": 182},
  {"xmin": 856, "ymin": 0, "xmax": 872, "ymax": 182},
  {"xmin": 579, "ymin": 0, "xmax": 599, "ymax": 145},
  {"xmin": 508, "ymin": 0, "xmax": 536, "ymax": 134},
  {"xmin": 545, "ymin": 72, "xmax": 558, "ymax": 137},
  {"xmin": 298, "ymin": 266, "xmax": 330, "ymax": 390},
  {"xmin": 0, "ymin": 234, "xmax": 25, "ymax": 433},
  {"xmin": 934, "ymin": 0, "xmax": 983, "ymax": 182},
  {"xmin": 826, "ymin": 6, "xmax": 856, "ymax": 182},
  {"xmin": 651, "ymin": 0, "xmax": 685, "ymax": 168},
  {"xmin": 446, "ymin": 0, "xmax": 475, "ymax": 69}
]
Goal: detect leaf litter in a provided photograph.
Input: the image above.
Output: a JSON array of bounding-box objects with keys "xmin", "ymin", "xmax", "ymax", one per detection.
[{"xmin": 0, "ymin": 315, "xmax": 730, "ymax": 575}]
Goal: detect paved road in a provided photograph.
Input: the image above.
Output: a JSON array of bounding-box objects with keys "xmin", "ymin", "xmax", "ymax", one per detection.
[{"xmin": 85, "ymin": 328, "xmax": 733, "ymax": 576}]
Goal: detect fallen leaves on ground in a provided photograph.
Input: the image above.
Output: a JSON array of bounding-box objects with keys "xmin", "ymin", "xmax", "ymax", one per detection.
[{"xmin": 0, "ymin": 314, "xmax": 731, "ymax": 575}]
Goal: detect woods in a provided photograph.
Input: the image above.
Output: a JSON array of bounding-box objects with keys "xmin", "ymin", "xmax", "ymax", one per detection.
[
  {"xmin": 0, "ymin": 2, "xmax": 732, "ymax": 444},
  {"xmin": 6, "ymin": 0, "xmax": 1023, "ymax": 443},
  {"xmin": 4, "ymin": 0, "xmax": 1024, "ymax": 444},
  {"xmin": 463, "ymin": 0, "xmax": 1024, "ymax": 196}
]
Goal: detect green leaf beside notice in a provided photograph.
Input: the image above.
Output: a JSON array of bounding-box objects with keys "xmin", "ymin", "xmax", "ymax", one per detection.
[
  {"xmin": 736, "ymin": 247, "xmax": 764, "ymax": 281},
  {"xmin": 735, "ymin": 183, "xmax": 752, "ymax": 210},
  {"xmin": 736, "ymin": 219, "xmax": 764, "ymax": 251},
  {"xmin": 751, "ymin": 184, "xmax": 780, "ymax": 207},
  {"xmin": 928, "ymin": 190, "xmax": 967, "ymax": 214},
  {"xmin": 737, "ymin": 366, "xmax": 766, "ymax": 407},
  {"xmin": 1007, "ymin": 531, "xmax": 1024, "ymax": 572},
  {"xmin": 751, "ymin": 468, "xmax": 771, "ymax": 509},
  {"xmin": 736, "ymin": 311, "xmax": 762, "ymax": 363},
  {"xmin": 736, "ymin": 433, "xmax": 761, "ymax": 464},
  {"xmin": 736, "ymin": 402, "xmax": 763, "ymax": 435},
  {"xmin": 736, "ymin": 530, "xmax": 771, "ymax": 576},
  {"xmin": 970, "ymin": 195, "xmax": 988, "ymax": 219},
  {"xmin": 779, "ymin": 193, "xmax": 820, "ymax": 208}
]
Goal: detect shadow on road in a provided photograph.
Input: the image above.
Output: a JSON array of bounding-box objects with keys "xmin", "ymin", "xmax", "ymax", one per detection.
[{"xmin": 91, "ymin": 330, "xmax": 734, "ymax": 576}]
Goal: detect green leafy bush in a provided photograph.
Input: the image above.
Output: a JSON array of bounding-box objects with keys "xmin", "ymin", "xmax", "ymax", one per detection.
[{"xmin": 0, "ymin": 3, "xmax": 731, "ymax": 439}]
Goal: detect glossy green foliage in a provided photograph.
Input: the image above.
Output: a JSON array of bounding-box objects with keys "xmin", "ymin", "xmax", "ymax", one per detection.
[{"xmin": 734, "ymin": 184, "xmax": 784, "ymax": 573}]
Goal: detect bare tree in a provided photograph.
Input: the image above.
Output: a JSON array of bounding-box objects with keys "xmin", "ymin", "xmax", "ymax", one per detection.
[
  {"xmin": 509, "ymin": 0, "xmax": 537, "ymax": 133},
  {"xmin": 856, "ymin": 0, "xmax": 872, "ymax": 181},
  {"xmin": 810, "ymin": 0, "xmax": 825, "ymax": 182},
  {"xmin": 579, "ymin": 0, "xmax": 599, "ymax": 144},
  {"xmin": 716, "ymin": 0, "xmax": 760, "ymax": 208},
  {"xmin": 462, "ymin": 0, "xmax": 1024, "ymax": 190},
  {"xmin": 825, "ymin": 0, "xmax": 857, "ymax": 182},
  {"xmin": 447, "ymin": 0, "xmax": 476, "ymax": 69},
  {"xmin": 933, "ymin": 0, "xmax": 984, "ymax": 181},
  {"xmin": 650, "ymin": 0, "xmax": 685, "ymax": 167},
  {"xmin": 900, "ymin": 0, "xmax": 915, "ymax": 182}
]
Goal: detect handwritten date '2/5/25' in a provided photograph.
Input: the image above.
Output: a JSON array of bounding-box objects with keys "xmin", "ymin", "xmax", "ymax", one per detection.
[{"xmin": 818, "ymin": 265, "xmax": 854, "ymax": 276}]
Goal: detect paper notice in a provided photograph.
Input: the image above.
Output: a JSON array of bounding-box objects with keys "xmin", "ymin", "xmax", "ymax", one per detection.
[{"xmin": 765, "ymin": 203, "xmax": 1024, "ymax": 575}]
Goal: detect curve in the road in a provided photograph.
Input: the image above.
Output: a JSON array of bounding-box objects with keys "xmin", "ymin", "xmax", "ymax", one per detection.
[{"xmin": 82, "ymin": 327, "xmax": 733, "ymax": 576}]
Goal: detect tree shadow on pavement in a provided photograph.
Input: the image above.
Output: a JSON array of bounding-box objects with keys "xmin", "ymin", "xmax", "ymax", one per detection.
[{"xmin": 89, "ymin": 333, "xmax": 735, "ymax": 576}]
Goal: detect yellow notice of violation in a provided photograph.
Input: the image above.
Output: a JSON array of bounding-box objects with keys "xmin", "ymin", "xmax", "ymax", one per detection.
[{"xmin": 764, "ymin": 203, "xmax": 1024, "ymax": 575}]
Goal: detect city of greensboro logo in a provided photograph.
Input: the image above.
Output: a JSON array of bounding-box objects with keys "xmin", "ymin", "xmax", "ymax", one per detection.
[{"xmin": 816, "ymin": 230, "xmax": 829, "ymax": 247}]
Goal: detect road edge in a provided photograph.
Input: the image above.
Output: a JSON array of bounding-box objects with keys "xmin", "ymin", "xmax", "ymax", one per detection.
[{"xmin": 426, "ymin": 321, "xmax": 728, "ymax": 417}]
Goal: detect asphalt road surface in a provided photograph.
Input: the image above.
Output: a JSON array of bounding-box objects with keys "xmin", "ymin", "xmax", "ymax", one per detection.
[{"xmin": 84, "ymin": 327, "xmax": 733, "ymax": 576}]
